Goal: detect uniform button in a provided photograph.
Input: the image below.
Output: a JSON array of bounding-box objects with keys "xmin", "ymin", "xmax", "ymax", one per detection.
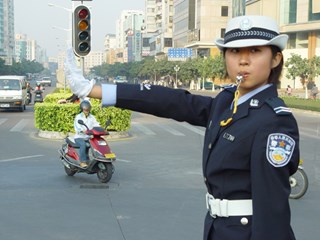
[
  {"xmin": 204, "ymin": 177, "xmax": 207, "ymax": 182},
  {"xmin": 208, "ymin": 143, "xmax": 212, "ymax": 149},
  {"xmin": 240, "ymin": 217, "xmax": 248, "ymax": 225}
]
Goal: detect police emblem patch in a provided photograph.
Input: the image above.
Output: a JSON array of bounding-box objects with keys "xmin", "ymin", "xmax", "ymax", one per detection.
[{"xmin": 266, "ymin": 133, "xmax": 295, "ymax": 167}]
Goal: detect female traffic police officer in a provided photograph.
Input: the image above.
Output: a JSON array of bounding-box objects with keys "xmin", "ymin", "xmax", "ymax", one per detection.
[{"xmin": 65, "ymin": 15, "xmax": 300, "ymax": 240}]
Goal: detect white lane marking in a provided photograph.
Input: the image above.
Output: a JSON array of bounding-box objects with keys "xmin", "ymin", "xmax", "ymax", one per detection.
[
  {"xmin": 131, "ymin": 122, "xmax": 156, "ymax": 135},
  {"xmin": 116, "ymin": 158, "xmax": 131, "ymax": 163},
  {"xmin": 156, "ymin": 124, "xmax": 185, "ymax": 136},
  {"xmin": 179, "ymin": 122, "xmax": 205, "ymax": 136},
  {"xmin": 299, "ymin": 126, "xmax": 320, "ymax": 140},
  {"xmin": 10, "ymin": 119, "xmax": 29, "ymax": 132},
  {"xmin": 0, "ymin": 118, "xmax": 8, "ymax": 125},
  {"xmin": 0, "ymin": 155, "xmax": 44, "ymax": 163}
]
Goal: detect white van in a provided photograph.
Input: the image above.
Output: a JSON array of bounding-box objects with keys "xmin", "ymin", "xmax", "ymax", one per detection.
[{"xmin": 0, "ymin": 75, "xmax": 28, "ymax": 112}]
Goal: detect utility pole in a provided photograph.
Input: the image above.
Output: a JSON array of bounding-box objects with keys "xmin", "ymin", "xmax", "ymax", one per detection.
[{"xmin": 232, "ymin": 0, "xmax": 246, "ymax": 17}]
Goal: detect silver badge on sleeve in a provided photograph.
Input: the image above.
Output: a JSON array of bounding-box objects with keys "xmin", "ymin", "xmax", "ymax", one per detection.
[{"xmin": 266, "ymin": 133, "xmax": 295, "ymax": 167}]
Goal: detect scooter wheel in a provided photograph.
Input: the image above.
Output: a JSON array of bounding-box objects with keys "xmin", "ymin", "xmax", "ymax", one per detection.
[
  {"xmin": 97, "ymin": 163, "xmax": 113, "ymax": 183},
  {"xmin": 64, "ymin": 166, "xmax": 77, "ymax": 176}
]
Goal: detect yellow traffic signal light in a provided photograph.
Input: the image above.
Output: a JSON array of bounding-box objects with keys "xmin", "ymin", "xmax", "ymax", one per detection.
[{"xmin": 72, "ymin": 5, "xmax": 91, "ymax": 57}]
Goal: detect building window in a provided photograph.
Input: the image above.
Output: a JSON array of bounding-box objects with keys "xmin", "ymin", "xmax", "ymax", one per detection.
[
  {"xmin": 164, "ymin": 38, "xmax": 172, "ymax": 47},
  {"xmin": 281, "ymin": 0, "xmax": 297, "ymax": 24},
  {"xmin": 309, "ymin": 0, "xmax": 320, "ymax": 21},
  {"xmin": 288, "ymin": 0, "xmax": 297, "ymax": 23},
  {"xmin": 221, "ymin": 6, "xmax": 228, "ymax": 17},
  {"xmin": 143, "ymin": 38, "xmax": 150, "ymax": 47}
]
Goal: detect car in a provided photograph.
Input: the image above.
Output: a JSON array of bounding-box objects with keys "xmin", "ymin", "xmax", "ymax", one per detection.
[
  {"xmin": 37, "ymin": 77, "xmax": 52, "ymax": 87},
  {"xmin": 0, "ymin": 75, "xmax": 28, "ymax": 112}
]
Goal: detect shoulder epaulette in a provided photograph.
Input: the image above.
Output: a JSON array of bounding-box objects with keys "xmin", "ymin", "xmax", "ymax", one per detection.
[
  {"xmin": 265, "ymin": 97, "xmax": 292, "ymax": 115},
  {"xmin": 223, "ymin": 84, "xmax": 236, "ymax": 89}
]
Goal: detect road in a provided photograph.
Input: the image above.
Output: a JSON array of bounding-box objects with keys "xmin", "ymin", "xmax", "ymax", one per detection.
[{"xmin": 0, "ymin": 98, "xmax": 319, "ymax": 239}]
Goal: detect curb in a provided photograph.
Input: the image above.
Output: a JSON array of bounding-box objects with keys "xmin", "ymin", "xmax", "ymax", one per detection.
[{"xmin": 37, "ymin": 130, "xmax": 131, "ymax": 140}]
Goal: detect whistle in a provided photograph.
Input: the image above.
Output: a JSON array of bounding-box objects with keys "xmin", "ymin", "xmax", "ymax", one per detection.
[{"xmin": 236, "ymin": 75, "xmax": 243, "ymax": 85}]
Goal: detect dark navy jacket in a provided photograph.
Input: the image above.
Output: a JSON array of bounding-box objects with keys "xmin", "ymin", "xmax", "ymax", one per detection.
[{"xmin": 115, "ymin": 83, "xmax": 299, "ymax": 240}]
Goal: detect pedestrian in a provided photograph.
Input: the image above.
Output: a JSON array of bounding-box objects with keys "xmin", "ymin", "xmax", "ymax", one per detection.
[
  {"xmin": 311, "ymin": 83, "xmax": 318, "ymax": 99},
  {"xmin": 65, "ymin": 15, "xmax": 300, "ymax": 240},
  {"xmin": 286, "ymin": 85, "xmax": 292, "ymax": 96}
]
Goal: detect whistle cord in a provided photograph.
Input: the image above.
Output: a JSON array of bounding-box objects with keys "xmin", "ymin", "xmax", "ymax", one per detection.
[{"xmin": 220, "ymin": 89, "xmax": 240, "ymax": 127}]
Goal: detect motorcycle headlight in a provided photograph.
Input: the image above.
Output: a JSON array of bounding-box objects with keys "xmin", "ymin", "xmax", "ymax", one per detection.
[{"xmin": 98, "ymin": 140, "xmax": 107, "ymax": 146}]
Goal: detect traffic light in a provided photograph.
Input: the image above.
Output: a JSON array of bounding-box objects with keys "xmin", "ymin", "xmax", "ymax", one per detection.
[{"xmin": 72, "ymin": 5, "xmax": 91, "ymax": 57}]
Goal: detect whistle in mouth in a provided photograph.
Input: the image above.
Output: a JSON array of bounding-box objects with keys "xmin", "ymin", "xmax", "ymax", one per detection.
[{"xmin": 236, "ymin": 75, "xmax": 243, "ymax": 82}]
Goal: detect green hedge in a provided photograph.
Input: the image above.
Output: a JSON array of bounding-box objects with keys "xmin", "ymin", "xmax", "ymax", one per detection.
[
  {"xmin": 281, "ymin": 96, "xmax": 320, "ymax": 112},
  {"xmin": 34, "ymin": 91, "xmax": 131, "ymax": 133}
]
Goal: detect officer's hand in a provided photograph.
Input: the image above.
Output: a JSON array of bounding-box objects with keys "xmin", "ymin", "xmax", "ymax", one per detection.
[{"xmin": 64, "ymin": 48, "xmax": 95, "ymax": 98}]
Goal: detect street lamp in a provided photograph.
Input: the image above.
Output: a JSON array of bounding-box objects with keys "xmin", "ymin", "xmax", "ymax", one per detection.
[
  {"xmin": 48, "ymin": 3, "xmax": 73, "ymax": 44},
  {"xmin": 174, "ymin": 65, "xmax": 180, "ymax": 89},
  {"xmin": 48, "ymin": 2, "xmax": 74, "ymax": 93}
]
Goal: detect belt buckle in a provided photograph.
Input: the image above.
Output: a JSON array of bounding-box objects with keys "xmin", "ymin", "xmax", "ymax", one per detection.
[
  {"xmin": 206, "ymin": 193, "xmax": 229, "ymax": 218},
  {"xmin": 206, "ymin": 193, "xmax": 218, "ymax": 218}
]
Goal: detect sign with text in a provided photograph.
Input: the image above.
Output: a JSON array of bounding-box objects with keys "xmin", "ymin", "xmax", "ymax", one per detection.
[{"xmin": 168, "ymin": 48, "xmax": 193, "ymax": 61}]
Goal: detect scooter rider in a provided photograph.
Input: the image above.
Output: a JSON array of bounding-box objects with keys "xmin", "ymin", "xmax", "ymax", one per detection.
[
  {"xmin": 74, "ymin": 99, "xmax": 100, "ymax": 168},
  {"xmin": 26, "ymin": 82, "xmax": 33, "ymax": 102}
]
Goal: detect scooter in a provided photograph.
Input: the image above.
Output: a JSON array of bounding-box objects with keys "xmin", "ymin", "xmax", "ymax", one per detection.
[
  {"xmin": 289, "ymin": 159, "xmax": 308, "ymax": 199},
  {"xmin": 34, "ymin": 89, "xmax": 43, "ymax": 103},
  {"xmin": 26, "ymin": 90, "xmax": 32, "ymax": 105},
  {"xmin": 58, "ymin": 119, "xmax": 116, "ymax": 183}
]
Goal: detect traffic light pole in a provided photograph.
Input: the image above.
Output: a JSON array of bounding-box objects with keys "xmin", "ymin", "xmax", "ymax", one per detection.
[{"xmin": 80, "ymin": 57, "xmax": 85, "ymax": 75}]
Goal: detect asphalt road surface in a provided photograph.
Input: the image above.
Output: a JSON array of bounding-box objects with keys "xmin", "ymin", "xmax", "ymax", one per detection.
[{"xmin": 0, "ymin": 100, "xmax": 319, "ymax": 239}]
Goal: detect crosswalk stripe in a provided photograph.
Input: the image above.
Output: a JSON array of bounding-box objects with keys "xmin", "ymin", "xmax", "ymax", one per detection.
[
  {"xmin": 179, "ymin": 122, "xmax": 205, "ymax": 136},
  {"xmin": 10, "ymin": 119, "xmax": 29, "ymax": 132},
  {"xmin": 132, "ymin": 122, "xmax": 156, "ymax": 135},
  {"xmin": 0, "ymin": 118, "xmax": 8, "ymax": 125},
  {"xmin": 156, "ymin": 124, "xmax": 185, "ymax": 136}
]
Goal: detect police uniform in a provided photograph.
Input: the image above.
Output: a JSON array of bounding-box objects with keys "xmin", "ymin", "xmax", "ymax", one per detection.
[{"xmin": 112, "ymin": 82, "xmax": 299, "ymax": 240}]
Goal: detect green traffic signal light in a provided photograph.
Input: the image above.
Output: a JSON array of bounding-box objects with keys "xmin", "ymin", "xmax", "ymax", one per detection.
[{"xmin": 72, "ymin": 5, "xmax": 91, "ymax": 57}]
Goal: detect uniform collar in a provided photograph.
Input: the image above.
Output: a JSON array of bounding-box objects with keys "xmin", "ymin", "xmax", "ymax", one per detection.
[{"xmin": 237, "ymin": 84, "xmax": 273, "ymax": 106}]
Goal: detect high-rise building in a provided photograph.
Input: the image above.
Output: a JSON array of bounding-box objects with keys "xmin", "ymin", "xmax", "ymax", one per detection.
[
  {"xmin": 144, "ymin": 0, "xmax": 174, "ymax": 59},
  {"xmin": 246, "ymin": 0, "xmax": 320, "ymax": 88},
  {"xmin": 0, "ymin": 0, "xmax": 14, "ymax": 65},
  {"xmin": 14, "ymin": 33, "xmax": 47, "ymax": 65},
  {"xmin": 180, "ymin": 0, "xmax": 231, "ymax": 58},
  {"xmin": 104, "ymin": 33, "xmax": 118, "ymax": 64},
  {"xmin": 116, "ymin": 10, "xmax": 144, "ymax": 62}
]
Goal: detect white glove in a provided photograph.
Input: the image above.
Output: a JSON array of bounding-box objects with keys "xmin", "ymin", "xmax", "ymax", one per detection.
[{"xmin": 64, "ymin": 48, "xmax": 95, "ymax": 98}]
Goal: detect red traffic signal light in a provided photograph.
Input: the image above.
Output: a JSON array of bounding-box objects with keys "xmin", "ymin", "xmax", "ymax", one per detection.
[{"xmin": 72, "ymin": 5, "xmax": 91, "ymax": 57}]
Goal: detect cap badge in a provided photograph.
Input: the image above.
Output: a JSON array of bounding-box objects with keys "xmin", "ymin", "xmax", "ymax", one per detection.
[{"xmin": 239, "ymin": 18, "xmax": 252, "ymax": 31}]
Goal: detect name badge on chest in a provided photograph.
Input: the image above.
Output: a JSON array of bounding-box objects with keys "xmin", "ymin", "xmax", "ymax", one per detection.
[{"xmin": 223, "ymin": 132, "xmax": 235, "ymax": 142}]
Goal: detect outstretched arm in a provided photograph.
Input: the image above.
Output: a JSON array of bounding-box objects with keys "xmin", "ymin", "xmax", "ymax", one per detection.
[{"xmin": 88, "ymin": 85, "xmax": 102, "ymax": 99}]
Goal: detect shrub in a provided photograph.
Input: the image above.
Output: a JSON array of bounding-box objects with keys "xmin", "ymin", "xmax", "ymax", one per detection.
[{"xmin": 34, "ymin": 92, "xmax": 131, "ymax": 133}]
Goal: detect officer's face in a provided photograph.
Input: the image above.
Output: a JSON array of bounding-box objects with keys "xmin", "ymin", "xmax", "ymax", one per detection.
[{"xmin": 225, "ymin": 46, "xmax": 282, "ymax": 96}]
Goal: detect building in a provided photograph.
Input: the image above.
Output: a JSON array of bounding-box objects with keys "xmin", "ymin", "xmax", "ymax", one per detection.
[
  {"xmin": 115, "ymin": 10, "xmax": 144, "ymax": 62},
  {"xmin": 180, "ymin": 0, "xmax": 231, "ymax": 58},
  {"xmin": 14, "ymin": 33, "xmax": 47, "ymax": 66},
  {"xmin": 146, "ymin": 0, "xmax": 174, "ymax": 59},
  {"xmin": 0, "ymin": 0, "xmax": 14, "ymax": 65},
  {"xmin": 104, "ymin": 34, "xmax": 117, "ymax": 64},
  {"xmin": 246, "ymin": 0, "xmax": 320, "ymax": 88}
]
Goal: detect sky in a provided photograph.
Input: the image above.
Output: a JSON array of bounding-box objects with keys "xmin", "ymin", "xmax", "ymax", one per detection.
[{"xmin": 14, "ymin": 0, "xmax": 145, "ymax": 57}]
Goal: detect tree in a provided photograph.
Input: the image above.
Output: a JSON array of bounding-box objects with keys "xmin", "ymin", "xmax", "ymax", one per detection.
[
  {"xmin": 285, "ymin": 53, "xmax": 309, "ymax": 89},
  {"xmin": 285, "ymin": 53, "xmax": 320, "ymax": 98}
]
